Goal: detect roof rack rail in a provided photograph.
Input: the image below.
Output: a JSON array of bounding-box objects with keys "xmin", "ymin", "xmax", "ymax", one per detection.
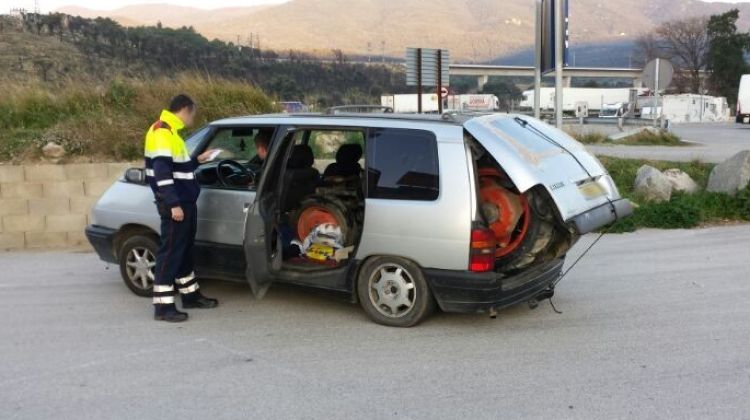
[{"xmin": 325, "ymin": 105, "xmax": 394, "ymax": 115}]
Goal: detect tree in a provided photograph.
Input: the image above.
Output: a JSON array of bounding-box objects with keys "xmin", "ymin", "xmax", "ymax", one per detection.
[
  {"xmin": 655, "ymin": 17, "xmax": 710, "ymax": 93},
  {"xmin": 633, "ymin": 32, "xmax": 666, "ymax": 67},
  {"xmin": 706, "ymin": 9, "xmax": 750, "ymax": 106}
]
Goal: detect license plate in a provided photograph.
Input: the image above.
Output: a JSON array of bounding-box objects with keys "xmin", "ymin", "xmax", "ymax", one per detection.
[{"xmin": 578, "ymin": 181, "xmax": 606, "ymax": 199}]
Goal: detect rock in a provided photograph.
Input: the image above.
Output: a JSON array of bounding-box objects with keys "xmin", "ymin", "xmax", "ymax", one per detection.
[
  {"xmin": 634, "ymin": 165, "xmax": 672, "ymax": 202},
  {"xmin": 707, "ymin": 150, "xmax": 750, "ymax": 195},
  {"xmin": 663, "ymin": 168, "xmax": 700, "ymax": 193},
  {"xmin": 41, "ymin": 141, "xmax": 65, "ymax": 163}
]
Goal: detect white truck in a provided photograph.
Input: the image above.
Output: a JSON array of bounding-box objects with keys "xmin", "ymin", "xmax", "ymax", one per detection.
[
  {"xmin": 737, "ymin": 74, "xmax": 750, "ymax": 124},
  {"xmin": 381, "ymin": 94, "xmax": 499, "ymax": 113},
  {"xmin": 520, "ymin": 87, "xmax": 647, "ymax": 115},
  {"xmin": 445, "ymin": 94, "xmax": 500, "ymax": 112}
]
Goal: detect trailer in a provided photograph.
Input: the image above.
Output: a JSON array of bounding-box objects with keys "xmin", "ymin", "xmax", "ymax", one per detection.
[
  {"xmin": 738, "ymin": 74, "xmax": 750, "ymax": 124},
  {"xmin": 520, "ymin": 87, "xmax": 647, "ymax": 114},
  {"xmin": 381, "ymin": 94, "xmax": 500, "ymax": 113}
]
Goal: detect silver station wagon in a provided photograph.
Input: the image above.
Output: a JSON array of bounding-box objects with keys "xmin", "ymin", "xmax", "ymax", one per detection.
[{"xmin": 86, "ymin": 113, "xmax": 632, "ymax": 327}]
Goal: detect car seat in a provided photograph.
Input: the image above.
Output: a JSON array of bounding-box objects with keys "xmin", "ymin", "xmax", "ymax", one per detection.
[
  {"xmin": 323, "ymin": 144, "xmax": 363, "ymax": 179},
  {"xmin": 283, "ymin": 144, "xmax": 320, "ymax": 211}
]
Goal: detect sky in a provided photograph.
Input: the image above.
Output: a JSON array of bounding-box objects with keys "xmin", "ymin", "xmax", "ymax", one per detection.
[
  {"xmin": 1, "ymin": 0, "xmax": 748, "ymax": 12},
  {"xmin": 2, "ymin": 0, "xmax": 289, "ymax": 12}
]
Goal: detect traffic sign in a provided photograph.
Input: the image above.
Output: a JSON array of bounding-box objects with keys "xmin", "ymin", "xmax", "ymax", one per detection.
[
  {"xmin": 406, "ymin": 48, "xmax": 450, "ymax": 87},
  {"xmin": 641, "ymin": 58, "xmax": 674, "ymax": 91},
  {"xmin": 440, "ymin": 87, "xmax": 449, "ymax": 98}
]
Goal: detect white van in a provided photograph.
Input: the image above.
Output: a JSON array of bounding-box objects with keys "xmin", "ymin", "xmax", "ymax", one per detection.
[{"xmin": 737, "ymin": 74, "xmax": 750, "ymax": 124}]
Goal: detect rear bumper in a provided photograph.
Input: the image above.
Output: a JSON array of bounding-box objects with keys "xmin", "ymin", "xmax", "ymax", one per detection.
[
  {"xmin": 425, "ymin": 258, "xmax": 564, "ymax": 314},
  {"xmin": 85, "ymin": 225, "xmax": 118, "ymax": 264},
  {"xmin": 570, "ymin": 198, "xmax": 633, "ymax": 235}
]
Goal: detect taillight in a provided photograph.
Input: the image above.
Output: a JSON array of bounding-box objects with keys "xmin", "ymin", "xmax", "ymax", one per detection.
[{"xmin": 470, "ymin": 228, "xmax": 496, "ymax": 272}]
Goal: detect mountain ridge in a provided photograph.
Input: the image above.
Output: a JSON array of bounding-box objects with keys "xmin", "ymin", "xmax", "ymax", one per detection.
[{"xmin": 57, "ymin": 0, "xmax": 750, "ymax": 62}]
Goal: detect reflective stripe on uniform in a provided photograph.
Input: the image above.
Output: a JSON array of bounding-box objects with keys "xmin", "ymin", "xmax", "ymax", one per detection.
[
  {"xmin": 153, "ymin": 295, "xmax": 175, "ymax": 304},
  {"xmin": 178, "ymin": 283, "xmax": 200, "ymax": 294},
  {"xmin": 153, "ymin": 285, "xmax": 174, "ymax": 293},
  {"xmin": 156, "ymin": 179, "xmax": 174, "ymax": 186},
  {"xmin": 145, "ymin": 169, "xmax": 195, "ymax": 180},
  {"xmin": 176, "ymin": 272, "xmax": 195, "ymax": 284},
  {"xmin": 172, "ymin": 171, "xmax": 195, "ymax": 180},
  {"xmin": 144, "ymin": 148, "xmax": 173, "ymax": 159}
]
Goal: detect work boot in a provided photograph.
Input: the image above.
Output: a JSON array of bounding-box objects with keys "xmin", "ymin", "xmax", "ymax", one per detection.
[
  {"xmin": 181, "ymin": 291, "xmax": 219, "ymax": 309},
  {"xmin": 154, "ymin": 304, "xmax": 189, "ymax": 322}
]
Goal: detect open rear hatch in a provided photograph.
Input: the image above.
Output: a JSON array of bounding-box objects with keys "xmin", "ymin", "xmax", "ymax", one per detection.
[{"xmin": 464, "ymin": 114, "xmax": 631, "ymax": 228}]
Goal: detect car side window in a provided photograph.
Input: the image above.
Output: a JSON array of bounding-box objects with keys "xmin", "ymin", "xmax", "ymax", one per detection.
[
  {"xmin": 203, "ymin": 127, "xmax": 259, "ymax": 162},
  {"xmin": 307, "ymin": 130, "xmax": 365, "ymax": 172},
  {"xmin": 366, "ymin": 128, "xmax": 439, "ymax": 201}
]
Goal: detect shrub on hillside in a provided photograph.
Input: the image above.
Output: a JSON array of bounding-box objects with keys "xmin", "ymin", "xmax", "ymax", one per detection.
[{"xmin": 0, "ymin": 75, "xmax": 276, "ymax": 162}]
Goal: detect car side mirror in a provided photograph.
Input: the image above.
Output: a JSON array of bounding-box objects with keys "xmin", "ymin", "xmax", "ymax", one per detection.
[{"xmin": 124, "ymin": 168, "xmax": 146, "ymax": 185}]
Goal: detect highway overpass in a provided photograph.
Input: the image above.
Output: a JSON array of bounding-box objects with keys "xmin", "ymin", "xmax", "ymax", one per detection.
[{"xmin": 449, "ymin": 64, "xmax": 705, "ymax": 90}]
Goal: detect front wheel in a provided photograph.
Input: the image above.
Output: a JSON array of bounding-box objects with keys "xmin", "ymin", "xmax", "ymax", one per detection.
[
  {"xmin": 357, "ymin": 256, "xmax": 435, "ymax": 327},
  {"xmin": 118, "ymin": 235, "xmax": 158, "ymax": 297}
]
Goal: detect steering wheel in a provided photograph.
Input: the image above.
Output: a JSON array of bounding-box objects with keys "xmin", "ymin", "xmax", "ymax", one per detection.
[{"xmin": 216, "ymin": 160, "xmax": 254, "ymax": 188}]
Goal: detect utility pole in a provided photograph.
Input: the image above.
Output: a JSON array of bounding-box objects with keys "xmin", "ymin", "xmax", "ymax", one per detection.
[
  {"xmin": 554, "ymin": 0, "xmax": 564, "ymax": 128},
  {"xmin": 534, "ymin": 0, "xmax": 542, "ymax": 119}
]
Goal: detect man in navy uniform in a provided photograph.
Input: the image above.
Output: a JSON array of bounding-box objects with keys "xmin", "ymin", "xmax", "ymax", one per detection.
[{"xmin": 144, "ymin": 94, "xmax": 218, "ymax": 322}]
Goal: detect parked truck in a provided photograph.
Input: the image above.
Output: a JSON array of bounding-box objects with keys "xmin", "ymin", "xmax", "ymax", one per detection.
[
  {"xmin": 381, "ymin": 94, "xmax": 499, "ymax": 113},
  {"xmin": 737, "ymin": 74, "xmax": 750, "ymax": 124},
  {"xmin": 520, "ymin": 87, "xmax": 647, "ymax": 115}
]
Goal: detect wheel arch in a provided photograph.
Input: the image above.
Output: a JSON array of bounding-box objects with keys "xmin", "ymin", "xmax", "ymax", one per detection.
[{"xmin": 113, "ymin": 224, "xmax": 159, "ymax": 262}]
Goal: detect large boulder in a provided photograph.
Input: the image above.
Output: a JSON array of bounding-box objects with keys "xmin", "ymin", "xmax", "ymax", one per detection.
[
  {"xmin": 663, "ymin": 168, "xmax": 700, "ymax": 193},
  {"xmin": 634, "ymin": 165, "xmax": 672, "ymax": 202},
  {"xmin": 707, "ymin": 150, "xmax": 750, "ymax": 195},
  {"xmin": 41, "ymin": 141, "xmax": 65, "ymax": 163}
]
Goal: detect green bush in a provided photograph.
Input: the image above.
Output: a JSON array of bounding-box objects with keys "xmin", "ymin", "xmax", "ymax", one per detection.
[{"xmin": 601, "ymin": 157, "xmax": 750, "ymax": 232}]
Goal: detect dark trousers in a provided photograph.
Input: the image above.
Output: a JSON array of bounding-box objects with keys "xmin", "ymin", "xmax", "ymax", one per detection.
[{"xmin": 152, "ymin": 201, "xmax": 201, "ymax": 310}]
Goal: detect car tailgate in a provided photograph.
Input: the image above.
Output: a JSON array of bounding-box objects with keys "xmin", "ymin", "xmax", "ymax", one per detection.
[{"xmin": 464, "ymin": 114, "xmax": 621, "ymax": 222}]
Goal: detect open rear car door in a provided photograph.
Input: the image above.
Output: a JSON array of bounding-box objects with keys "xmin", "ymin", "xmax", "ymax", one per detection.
[{"xmin": 243, "ymin": 127, "xmax": 294, "ymax": 299}]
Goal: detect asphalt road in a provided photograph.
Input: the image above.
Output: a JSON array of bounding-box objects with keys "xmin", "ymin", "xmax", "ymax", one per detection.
[
  {"xmin": 584, "ymin": 122, "xmax": 750, "ymax": 163},
  {"xmin": 2, "ymin": 225, "xmax": 750, "ymax": 419}
]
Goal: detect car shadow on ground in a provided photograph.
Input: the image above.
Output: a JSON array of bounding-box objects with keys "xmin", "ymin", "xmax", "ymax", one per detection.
[{"xmin": 197, "ymin": 277, "xmax": 555, "ymax": 330}]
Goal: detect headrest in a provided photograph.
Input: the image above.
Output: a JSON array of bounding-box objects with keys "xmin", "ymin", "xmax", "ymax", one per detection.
[
  {"xmin": 336, "ymin": 143, "xmax": 363, "ymax": 165},
  {"xmin": 288, "ymin": 144, "xmax": 314, "ymax": 169}
]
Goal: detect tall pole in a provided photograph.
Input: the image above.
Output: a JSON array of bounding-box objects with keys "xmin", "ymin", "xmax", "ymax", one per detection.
[
  {"xmin": 417, "ymin": 48, "xmax": 423, "ymax": 114},
  {"xmin": 554, "ymin": 0, "xmax": 564, "ymax": 128},
  {"xmin": 653, "ymin": 57, "xmax": 660, "ymax": 128},
  {"xmin": 437, "ymin": 49, "xmax": 444, "ymax": 114},
  {"xmin": 534, "ymin": 0, "xmax": 542, "ymax": 119}
]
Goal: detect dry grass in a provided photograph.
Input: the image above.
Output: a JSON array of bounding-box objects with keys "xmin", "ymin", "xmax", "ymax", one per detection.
[{"xmin": 0, "ymin": 74, "xmax": 277, "ymax": 162}]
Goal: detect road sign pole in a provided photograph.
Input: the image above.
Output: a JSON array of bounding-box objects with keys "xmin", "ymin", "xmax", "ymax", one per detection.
[
  {"xmin": 653, "ymin": 57, "xmax": 660, "ymax": 128},
  {"xmin": 534, "ymin": 0, "xmax": 542, "ymax": 119},
  {"xmin": 437, "ymin": 49, "xmax": 443, "ymax": 114},
  {"xmin": 554, "ymin": 0, "xmax": 564, "ymax": 128},
  {"xmin": 554, "ymin": 0, "xmax": 565, "ymax": 128},
  {"xmin": 417, "ymin": 48, "xmax": 423, "ymax": 114}
]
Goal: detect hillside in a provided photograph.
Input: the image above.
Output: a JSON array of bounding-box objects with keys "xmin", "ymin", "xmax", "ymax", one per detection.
[{"xmin": 57, "ymin": 0, "xmax": 750, "ymax": 61}]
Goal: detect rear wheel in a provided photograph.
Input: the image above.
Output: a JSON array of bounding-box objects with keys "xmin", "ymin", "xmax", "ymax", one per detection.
[
  {"xmin": 357, "ymin": 256, "xmax": 435, "ymax": 327},
  {"xmin": 118, "ymin": 235, "xmax": 158, "ymax": 297}
]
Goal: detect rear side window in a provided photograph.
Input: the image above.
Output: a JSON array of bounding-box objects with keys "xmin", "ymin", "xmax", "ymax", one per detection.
[{"xmin": 366, "ymin": 128, "xmax": 439, "ymax": 201}]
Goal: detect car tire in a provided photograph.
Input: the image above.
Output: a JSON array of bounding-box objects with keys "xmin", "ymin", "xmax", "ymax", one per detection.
[
  {"xmin": 495, "ymin": 188, "xmax": 557, "ymax": 272},
  {"xmin": 357, "ymin": 256, "xmax": 435, "ymax": 327},
  {"xmin": 118, "ymin": 234, "xmax": 159, "ymax": 297}
]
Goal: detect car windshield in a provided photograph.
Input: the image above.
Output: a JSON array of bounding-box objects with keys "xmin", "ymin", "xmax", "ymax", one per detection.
[{"xmin": 184, "ymin": 126, "xmax": 211, "ymax": 154}]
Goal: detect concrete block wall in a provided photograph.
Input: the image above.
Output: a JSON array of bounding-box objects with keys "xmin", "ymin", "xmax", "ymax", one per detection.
[{"xmin": 0, "ymin": 163, "xmax": 136, "ymax": 250}]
